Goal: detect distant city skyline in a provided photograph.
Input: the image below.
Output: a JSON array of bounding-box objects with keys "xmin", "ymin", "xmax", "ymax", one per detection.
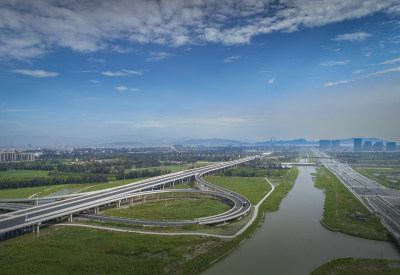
[{"xmin": 1, "ymin": 1, "xmax": 400, "ymax": 143}]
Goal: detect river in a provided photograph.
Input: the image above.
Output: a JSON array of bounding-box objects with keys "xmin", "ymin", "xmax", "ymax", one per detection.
[{"xmin": 203, "ymin": 166, "xmax": 400, "ymax": 275}]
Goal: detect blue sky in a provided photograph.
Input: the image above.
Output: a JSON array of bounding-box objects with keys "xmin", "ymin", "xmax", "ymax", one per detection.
[{"xmin": 1, "ymin": 0, "xmax": 400, "ymax": 145}]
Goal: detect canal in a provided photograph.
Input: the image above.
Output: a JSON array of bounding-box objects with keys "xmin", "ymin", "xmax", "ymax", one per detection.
[{"xmin": 204, "ymin": 166, "xmax": 400, "ymax": 275}]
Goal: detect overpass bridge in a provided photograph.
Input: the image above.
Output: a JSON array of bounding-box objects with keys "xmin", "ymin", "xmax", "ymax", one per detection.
[{"xmin": 0, "ymin": 155, "xmax": 262, "ymax": 238}]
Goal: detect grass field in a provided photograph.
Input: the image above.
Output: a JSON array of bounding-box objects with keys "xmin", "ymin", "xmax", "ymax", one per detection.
[
  {"xmin": 314, "ymin": 167, "xmax": 389, "ymax": 240},
  {"xmin": 103, "ymin": 197, "xmax": 230, "ymax": 221},
  {"xmin": 0, "ymin": 170, "xmax": 50, "ymax": 178},
  {"xmin": 311, "ymin": 257, "xmax": 400, "ymax": 275},
  {"xmin": 260, "ymin": 167, "xmax": 299, "ymax": 213},
  {"xmin": 205, "ymin": 176, "xmax": 272, "ymax": 204},
  {"xmin": 355, "ymin": 167, "xmax": 400, "ymax": 189},
  {"xmin": 0, "ymin": 184, "xmax": 91, "ymax": 199},
  {"xmin": 0, "ymin": 226, "xmax": 223, "ymax": 275}
]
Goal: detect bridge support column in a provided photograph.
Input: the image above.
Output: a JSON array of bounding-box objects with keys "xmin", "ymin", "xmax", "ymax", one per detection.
[
  {"xmin": 156, "ymin": 193, "xmax": 159, "ymax": 199},
  {"xmin": 94, "ymin": 207, "xmax": 99, "ymax": 214},
  {"xmin": 68, "ymin": 214, "xmax": 73, "ymax": 222},
  {"xmin": 117, "ymin": 200, "xmax": 121, "ymax": 208},
  {"xmin": 172, "ymin": 181, "xmax": 175, "ymax": 187},
  {"xmin": 130, "ymin": 198, "xmax": 133, "ymax": 205},
  {"xmin": 142, "ymin": 195, "xmax": 146, "ymax": 202},
  {"xmin": 35, "ymin": 223, "xmax": 40, "ymax": 236}
]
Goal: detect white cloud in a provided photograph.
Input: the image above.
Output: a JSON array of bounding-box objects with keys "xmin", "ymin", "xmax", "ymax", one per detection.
[
  {"xmin": 10, "ymin": 69, "xmax": 58, "ymax": 78},
  {"xmin": 115, "ymin": 86, "xmax": 140, "ymax": 92},
  {"xmin": 88, "ymin": 79, "xmax": 99, "ymax": 84},
  {"xmin": 146, "ymin": 52, "xmax": 171, "ymax": 62},
  {"xmin": 222, "ymin": 55, "xmax": 242, "ymax": 63},
  {"xmin": 380, "ymin": 57, "xmax": 400, "ymax": 65},
  {"xmin": 319, "ymin": 60, "xmax": 349, "ymax": 66},
  {"xmin": 370, "ymin": 66, "xmax": 400, "ymax": 75},
  {"xmin": 102, "ymin": 69, "xmax": 143, "ymax": 76},
  {"xmin": 332, "ymin": 32, "xmax": 372, "ymax": 41},
  {"xmin": 102, "ymin": 71, "xmax": 126, "ymax": 76},
  {"xmin": 353, "ymin": 69, "xmax": 366, "ymax": 74},
  {"xmin": 115, "ymin": 86, "xmax": 128, "ymax": 91},
  {"xmin": 88, "ymin": 58, "xmax": 105, "ymax": 63},
  {"xmin": 324, "ymin": 80, "xmax": 349, "ymax": 87},
  {"xmin": 1, "ymin": 1, "xmax": 399, "ymax": 60},
  {"xmin": 268, "ymin": 77, "xmax": 275, "ymax": 84}
]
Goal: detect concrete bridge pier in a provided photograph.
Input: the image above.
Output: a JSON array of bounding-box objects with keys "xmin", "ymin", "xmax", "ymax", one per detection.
[
  {"xmin": 142, "ymin": 195, "xmax": 146, "ymax": 202},
  {"xmin": 130, "ymin": 198, "xmax": 133, "ymax": 205},
  {"xmin": 117, "ymin": 200, "xmax": 121, "ymax": 208},
  {"xmin": 68, "ymin": 214, "xmax": 73, "ymax": 222},
  {"xmin": 94, "ymin": 206, "xmax": 99, "ymax": 214},
  {"xmin": 156, "ymin": 193, "xmax": 159, "ymax": 199}
]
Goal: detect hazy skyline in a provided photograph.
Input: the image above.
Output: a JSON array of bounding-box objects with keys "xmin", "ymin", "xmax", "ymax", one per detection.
[{"xmin": 1, "ymin": 0, "xmax": 400, "ymax": 144}]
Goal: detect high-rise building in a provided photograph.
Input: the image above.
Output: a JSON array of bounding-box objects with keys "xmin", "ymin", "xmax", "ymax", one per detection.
[
  {"xmin": 386, "ymin": 142, "xmax": 397, "ymax": 151},
  {"xmin": 354, "ymin": 138, "xmax": 362, "ymax": 152},
  {"xmin": 319, "ymin": 140, "xmax": 332, "ymax": 148},
  {"xmin": 373, "ymin": 142, "xmax": 384, "ymax": 151},
  {"xmin": 363, "ymin": 141, "xmax": 372, "ymax": 151},
  {"xmin": 0, "ymin": 151, "xmax": 36, "ymax": 162},
  {"xmin": 332, "ymin": 140, "xmax": 341, "ymax": 148}
]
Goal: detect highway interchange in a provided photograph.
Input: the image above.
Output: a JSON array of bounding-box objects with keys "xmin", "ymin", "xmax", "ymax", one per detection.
[
  {"xmin": 311, "ymin": 148, "xmax": 400, "ymax": 241},
  {"xmin": 0, "ymin": 156, "xmax": 257, "ymax": 236}
]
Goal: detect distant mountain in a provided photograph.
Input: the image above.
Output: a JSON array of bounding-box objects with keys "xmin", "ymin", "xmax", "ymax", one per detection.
[
  {"xmin": 181, "ymin": 138, "xmax": 247, "ymax": 146},
  {"xmin": 255, "ymin": 138, "xmax": 318, "ymax": 146}
]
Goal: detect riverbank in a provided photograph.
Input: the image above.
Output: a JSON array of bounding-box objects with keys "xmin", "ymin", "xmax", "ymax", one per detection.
[
  {"xmin": 313, "ymin": 167, "xmax": 389, "ymax": 241},
  {"xmin": 311, "ymin": 257, "xmax": 400, "ymax": 274}
]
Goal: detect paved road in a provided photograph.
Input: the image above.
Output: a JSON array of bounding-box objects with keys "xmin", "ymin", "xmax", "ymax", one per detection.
[
  {"xmin": 311, "ymin": 148, "xmax": 400, "ymax": 241},
  {"xmin": 0, "ymin": 156, "xmax": 258, "ymax": 234}
]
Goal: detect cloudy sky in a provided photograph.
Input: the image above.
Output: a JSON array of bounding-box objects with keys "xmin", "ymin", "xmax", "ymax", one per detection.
[{"xmin": 1, "ymin": 0, "xmax": 400, "ymax": 144}]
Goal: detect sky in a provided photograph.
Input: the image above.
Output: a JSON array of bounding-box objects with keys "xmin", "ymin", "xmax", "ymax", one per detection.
[{"xmin": 1, "ymin": 0, "xmax": 400, "ymax": 145}]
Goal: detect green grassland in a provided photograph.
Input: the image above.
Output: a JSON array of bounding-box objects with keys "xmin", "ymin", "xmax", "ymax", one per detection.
[
  {"xmin": 103, "ymin": 197, "xmax": 230, "ymax": 220},
  {"xmin": 314, "ymin": 167, "xmax": 389, "ymax": 240},
  {"xmin": 0, "ymin": 184, "xmax": 90, "ymax": 199},
  {"xmin": 260, "ymin": 166, "xmax": 298, "ymax": 213},
  {"xmin": 0, "ymin": 170, "xmax": 50, "ymax": 178},
  {"xmin": 355, "ymin": 167, "xmax": 400, "ymax": 189},
  {"xmin": 312, "ymin": 257, "xmax": 400, "ymax": 275},
  {"xmin": 0, "ymin": 226, "xmax": 224, "ymax": 275},
  {"xmin": 205, "ymin": 176, "xmax": 272, "ymax": 204}
]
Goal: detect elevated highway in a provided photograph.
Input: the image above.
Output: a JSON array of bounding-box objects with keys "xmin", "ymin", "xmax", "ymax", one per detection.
[{"xmin": 0, "ymin": 155, "xmax": 262, "ymax": 236}]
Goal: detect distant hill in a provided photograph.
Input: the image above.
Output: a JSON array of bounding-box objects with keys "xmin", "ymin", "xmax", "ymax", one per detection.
[
  {"xmin": 255, "ymin": 138, "xmax": 318, "ymax": 146},
  {"xmin": 181, "ymin": 138, "xmax": 247, "ymax": 146}
]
